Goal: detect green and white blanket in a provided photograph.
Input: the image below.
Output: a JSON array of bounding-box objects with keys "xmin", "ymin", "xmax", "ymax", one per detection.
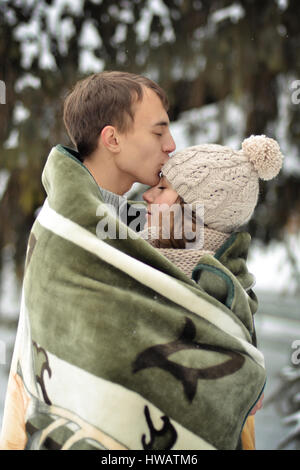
[{"xmin": 0, "ymin": 145, "xmax": 266, "ymax": 450}]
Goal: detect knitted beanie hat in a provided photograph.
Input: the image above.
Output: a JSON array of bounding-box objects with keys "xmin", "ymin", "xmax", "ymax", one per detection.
[{"xmin": 162, "ymin": 135, "xmax": 283, "ymax": 233}]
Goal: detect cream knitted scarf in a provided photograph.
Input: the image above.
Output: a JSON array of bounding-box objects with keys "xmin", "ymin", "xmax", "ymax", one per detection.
[{"xmin": 141, "ymin": 226, "xmax": 229, "ymax": 278}]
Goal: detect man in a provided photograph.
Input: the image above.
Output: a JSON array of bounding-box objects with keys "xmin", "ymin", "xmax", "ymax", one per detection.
[
  {"xmin": 63, "ymin": 71, "xmax": 176, "ymax": 200},
  {"xmin": 0, "ymin": 71, "xmax": 265, "ymax": 450}
]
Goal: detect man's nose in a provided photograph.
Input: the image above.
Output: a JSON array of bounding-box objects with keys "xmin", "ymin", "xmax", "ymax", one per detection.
[{"xmin": 162, "ymin": 132, "xmax": 176, "ymax": 155}]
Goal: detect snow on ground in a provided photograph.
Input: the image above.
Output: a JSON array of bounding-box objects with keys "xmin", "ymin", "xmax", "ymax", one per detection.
[{"xmin": 248, "ymin": 236, "xmax": 300, "ymax": 295}]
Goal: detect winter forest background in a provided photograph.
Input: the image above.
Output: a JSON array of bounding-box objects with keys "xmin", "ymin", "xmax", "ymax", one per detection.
[{"xmin": 1, "ymin": 0, "xmax": 300, "ymax": 449}]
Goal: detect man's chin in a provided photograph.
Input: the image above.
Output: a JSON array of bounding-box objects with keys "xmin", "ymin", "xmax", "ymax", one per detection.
[{"xmin": 144, "ymin": 174, "xmax": 160, "ymax": 187}]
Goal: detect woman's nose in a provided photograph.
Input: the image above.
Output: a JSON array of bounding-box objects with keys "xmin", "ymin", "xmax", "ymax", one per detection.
[{"xmin": 143, "ymin": 191, "xmax": 152, "ymax": 203}]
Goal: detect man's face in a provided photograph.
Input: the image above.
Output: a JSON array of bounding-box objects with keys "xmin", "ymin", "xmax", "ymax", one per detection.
[{"xmin": 115, "ymin": 87, "xmax": 176, "ymax": 188}]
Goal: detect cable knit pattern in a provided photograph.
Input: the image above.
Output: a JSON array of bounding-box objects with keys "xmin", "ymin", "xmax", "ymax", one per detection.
[{"xmin": 162, "ymin": 136, "xmax": 283, "ymax": 232}]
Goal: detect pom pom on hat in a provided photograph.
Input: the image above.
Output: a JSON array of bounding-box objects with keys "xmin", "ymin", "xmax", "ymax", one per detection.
[{"xmin": 242, "ymin": 135, "xmax": 283, "ymax": 181}]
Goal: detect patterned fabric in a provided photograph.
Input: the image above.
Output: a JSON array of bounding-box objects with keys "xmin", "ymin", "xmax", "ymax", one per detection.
[
  {"xmin": 0, "ymin": 145, "xmax": 266, "ymax": 450},
  {"xmin": 143, "ymin": 226, "xmax": 257, "ymax": 449}
]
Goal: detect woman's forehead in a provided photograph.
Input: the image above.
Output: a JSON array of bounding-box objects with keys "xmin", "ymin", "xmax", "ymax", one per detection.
[{"xmin": 160, "ymin": 175, "xmax": 172, "ymax": 187}]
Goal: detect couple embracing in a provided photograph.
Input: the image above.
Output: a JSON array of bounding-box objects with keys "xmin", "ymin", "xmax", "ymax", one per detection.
[{"xmin": 1, "ymin": 71, "xmax": 283, "ymax": 451}]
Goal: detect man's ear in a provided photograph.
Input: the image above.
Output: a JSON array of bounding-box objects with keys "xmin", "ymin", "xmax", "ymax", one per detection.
[{"xmin": 99, "ymin": 125, "xmax": 120, "ymax": 153}]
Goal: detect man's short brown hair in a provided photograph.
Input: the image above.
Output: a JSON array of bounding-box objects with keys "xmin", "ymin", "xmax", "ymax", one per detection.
[{"xmin": 63, "ymin": 71, "xmax": 169, "ymax": 159}]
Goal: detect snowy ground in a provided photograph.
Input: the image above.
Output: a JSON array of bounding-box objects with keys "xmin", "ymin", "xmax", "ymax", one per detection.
[{"xmin": 254, "ymin": 291, "xmax": 300, "ymax": 450}]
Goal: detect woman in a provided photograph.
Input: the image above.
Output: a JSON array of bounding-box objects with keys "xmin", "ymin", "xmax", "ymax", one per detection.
[{"xmin": 141, "ymin": 135, "xmax": 283, "ymax": 449}]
